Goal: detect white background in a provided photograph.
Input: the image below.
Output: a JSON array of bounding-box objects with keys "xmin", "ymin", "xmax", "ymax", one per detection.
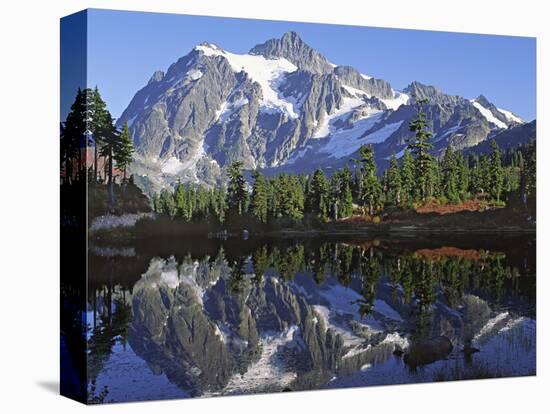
[{"xmin": 0, "ymin": 0, "xmax": 547, "ymax": 412}]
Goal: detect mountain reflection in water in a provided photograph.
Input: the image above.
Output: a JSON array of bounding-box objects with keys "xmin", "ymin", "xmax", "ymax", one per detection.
[{"xmin": 84, "ymin": 236, "xmax": 536, "ymax": 403}]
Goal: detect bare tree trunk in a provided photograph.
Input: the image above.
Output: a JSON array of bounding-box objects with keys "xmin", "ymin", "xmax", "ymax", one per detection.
[
  {"xmin": 94, "ymin": 145, "xmax": 98, "ymax": 183},
  {"xmin": 108, "ymin": 148, "xmax": 114, "ymax": 207}
]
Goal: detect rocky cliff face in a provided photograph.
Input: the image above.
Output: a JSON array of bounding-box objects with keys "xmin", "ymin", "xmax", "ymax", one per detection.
[{"xmin": 117, "ymin": 32, "xmax": 528, "ymax": 193}]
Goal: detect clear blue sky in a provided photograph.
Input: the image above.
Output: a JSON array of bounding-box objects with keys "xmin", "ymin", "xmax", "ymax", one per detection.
[{"xmin": 70, "ymin": 9, "xmax": 536, "ymax": 120}]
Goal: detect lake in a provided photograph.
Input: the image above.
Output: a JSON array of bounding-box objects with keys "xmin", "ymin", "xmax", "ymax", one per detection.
[{"xmin": 84, "ymin": 234, "xmax": 536, "ymax": 403}]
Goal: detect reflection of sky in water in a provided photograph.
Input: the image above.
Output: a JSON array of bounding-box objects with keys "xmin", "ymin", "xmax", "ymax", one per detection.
[
  {"xmin": 93, "ymin": 342, "xmax": 189, "ymax": 402},
  {"xmin": 327, "ymin": 316, "xmax": 535, "ymax": 389},
  {"xmin": 85, "ymin": 239, "xmax": 536, "ymax": 403}
]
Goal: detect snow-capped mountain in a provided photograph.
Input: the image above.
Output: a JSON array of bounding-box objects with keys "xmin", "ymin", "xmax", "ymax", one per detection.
[{"xmin": 118, "ymin": 31, "xmax": 526, "ymax": 192}]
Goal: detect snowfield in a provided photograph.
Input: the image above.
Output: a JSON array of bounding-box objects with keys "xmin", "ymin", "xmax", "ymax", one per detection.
[
  {"xmin": 313, "ymin": 96, "xmax": 368, "ymax": 139},
  {"xmin": 381, "ymin": 90, "xmax": 410, "ymax": 111},
  {"xmin": 497, "ymin": 107, "xmax": 523, "ymax": 124},
  {"xmin": 318, "ymin": 114, "xmax": 396, "ymax": 158},
  {"xmin": 471, "ymin": 100, "xmax": 507, "ymax": 129},
  {"xmin": 195, "ymin": 43, "xmax": 300, "ymax": 119}
]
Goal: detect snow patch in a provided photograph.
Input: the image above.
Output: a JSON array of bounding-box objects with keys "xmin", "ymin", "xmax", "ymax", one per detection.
[
  {"xmin": 161, "ymin": 156, "xmax": 186, "ymax": 175},
  {"xmin": 187, "ymin": 69, "xmax": 203, "ymax": 81},
  {"xmin": 497, "ymin": 107, "xmax": 523, "ymax": 124},
  {"xmin": 313, "ymin": 96, "xmax": 367, "ymax": 139},
  {"xmin": 472, "ymin": 101, "xmax": 507, "ymax": 129},
  {"xmin": 317, "ymin": 113, "xmax": 390, "ymax": 158},
  {"xmin": 216, "ymin": 97, "xmax": 250, "ymax": 122},
  {"xmin": 381, "ymin": 90, "xmax": 409, "ymax": 111},
  {"xmin": 342, "ymin": 84, "xmax": 371, "ymax": 99},
  {"xmin": 373, "ymin": 299, "xmax": 403, "ymax": 321},
  {"xmin": 434, "ymin": 124, "xmax": 462, "ymax": 143},
  {"xmin": 195, "ymin": 43, "xmax": 299, "ymax": 118},
  {"xmin": 219, "ymin": 326, "xmax": 299, "ymax": 394},
  {"xmin": 473, "ymin": 312, "xmax": 509, "ymax": 342}
]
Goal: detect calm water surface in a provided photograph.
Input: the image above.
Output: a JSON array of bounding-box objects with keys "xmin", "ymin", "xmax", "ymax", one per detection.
[{"xmin": 85, "ymin": 235, "xmax": 536, "ymax": 403}]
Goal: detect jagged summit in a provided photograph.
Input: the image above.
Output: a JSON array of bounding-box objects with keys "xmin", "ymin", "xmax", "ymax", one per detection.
[
  {"xmin": 249, "ymin": 31, "xmax": 334, "ymax": 74},
  {"xmin": 474, "ymin": 94, "xmax": 492, "ymax": 107},
  {"xmin": 148, "ymin": 70, "xmax": 165, "ymax": 84}
]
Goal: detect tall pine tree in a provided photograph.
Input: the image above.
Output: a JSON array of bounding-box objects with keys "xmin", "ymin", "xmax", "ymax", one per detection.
[
  {"xmin": 358, "ymin": 145, "xmax": 381, "ymax": 215},
  {"xmin": 488, "ymin": 139, "xmax": 504, "ymax": 202},
  {"xmin": 114, "ymin": 121, "xmax": 134, "ymax": 182},
  {"xmin": 309, "ymin": 169, "xmax": 330, "ymax": 220},
  {"xmin": 400, "ymin": 149, "xmax": 415, "ymax": 204},
  {"xmin": 226, "ymin": 161, "xmax": 248, "ymax": 216},
  {"xmin": 408, "ymin": 97, "xmax": 434, "ymax": 201},
  {"xmin": 387, "ymin": 154, "xmax": 402, "ymax": 206},
  {"xmin": 251, "ymin": 171, "xmax": 269, "ymax": 223}
]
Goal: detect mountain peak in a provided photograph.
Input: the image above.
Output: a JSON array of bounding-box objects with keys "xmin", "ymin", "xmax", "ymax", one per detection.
[
  {"xmin": 249, "ymin": 31, "xmax": 333, "ymax": 74},
  {"xmin": 474, "ymin": 94, "xmax": 492, "ymax": 107},
  {"xmin": 194, "ymin": 42, "xmax": 225, "ymax": 55},
  {"xmin": 405, "ymin": 81, "xmax": 442, "ymax": 98},
  {"xmin": 148, "ymin": 70, "xmax": 165, "ymax": 84},
  {"xmin": 280, "ymin": 30, "xmax": 303, "ymax": 43}
]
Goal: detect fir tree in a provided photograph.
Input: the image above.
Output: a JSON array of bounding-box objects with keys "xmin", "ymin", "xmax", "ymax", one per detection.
[
  {"xmin": 455, "ymin": 151, "xmax": 469, "ymax": 199},
  {"xmin": 278, "ymin": 174, "xmax": 305, "ymax": 221},
  {"xmin": 387, "ymin": 154, "xmax": 402, "ymax": 206},
  {"xmin": 337, "ymin": 166, "xmax": 354, "ymax": 218},
  {"xmin": 400, "ymin": 149, "xmax": 415, "ymax": 204},
  {"xmin": 522, "ymin": 140, "xmax": 536, "ymax": 203},
  {"xmin": 62, "ymin": 88, "xmax": 87, "ymax": 183},
  {"xmin": 358, "ymin": 145, "xmax": 381, "ymax": 215},
  {"xmin": 159, "ymin": 188, "xmax": 176, "ymax": 217},
  {"xmin": 341, "ymin": 182, "xmax": 354, "ymax": 218},
  {"xmin": 226, "ymin": 161, "xmax": 248, "ymax": 216},
  {"xmin": 88, "ymin": 87, "xmax": 111, "ymax": 183},
  {"xmin": 114, "ymin": 121, "xmax": 134, "ymax": 181},
  {"xmin": 309, "ymin": 169, "xmax": 330, "ymax": 220},
  {"xmin": 488, "ymin": 139, "xmax": 504, "ymax": 202},
  {"xmin": 408, "ymin": 97, "xmax": 434, "ymax": 201},
  {"xmin": 251, "ymin": 171, "xmax": 269, "ymax": 223},
  {"xmin": 174, "ymin": 182, "xmax": 190, "ymax": 220},
  {"xmin": 441, "ymin": 145, "xmax": 458, "ymax": 203},
  {"xmin": 97, "ymin": 110, "xmax": 119, "ymax": 205}
]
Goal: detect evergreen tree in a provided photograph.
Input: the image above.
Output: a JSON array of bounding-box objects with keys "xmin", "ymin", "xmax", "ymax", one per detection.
[
  {"xmin": 174, "ymin": 182, "xmax": 190, "ymax": 220},
  {"xmin": 251, "ymin": 171, "xmax": 269, "ymax": 223},
  {"xmin": 455, "ymin": 151, "xmax": 469, "ymax": 199},
  {"xmin": 309, "ymin": 169, "xmax": 330, "ymax": 220},
  {"xmin": 522, "ymin": 140, "xmax": 536, "ymax": 203},
  {"xmin": 387, "ymin": 154, "xmax": 402, "ymax": 206},
  {"xmin": 400, "ymin": 149, "xmax": 415, "ymax": 204},
  {"xmin": 358, "ymin": 145, "xmax": 381, "ymax": 215},
  {"xmin": 226, "ymin": 161, "xmax": 248, "ymax": 216},
  {"xmin": 277, "ymin": 174, "xmax": 305, "ymax": 221},
  {"xmin": 98, "ymin": 111, "xmax": 119, "ymax": 205},
  {"xmin": 88, "ymin": 87, "xmax": 111, "ymax": 183},
  {"xmin": 114, "ymin": 121, "xmax": 134, "ymax": 181},
  {"xmin": 341, "ymin": 182, "xmax": 354, "ymax": 218},
  {"xmin": 159, "ymin": 188, "xmax": 176, "ymax": 217},
  {"xmin": 408, "ymin": 97, "xmax": 434, "ymax": 201},
  {"xmin": 62, "ymin": 88, "xmax": 87, "ymax": 183},
  {"xmin": 441, "ymin": 145, "xmax": 459, "ymax": 202},
  {"xmin": 488, "ymin": 139, "xmax": 504, "ymax": 202},
  {"xmin": 480, "ymin": 157, "xmax": 491, "ymax": 196},
  {"xmin": 329, "ymin": 173, "xmax": 342, "ymax": 220}
]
